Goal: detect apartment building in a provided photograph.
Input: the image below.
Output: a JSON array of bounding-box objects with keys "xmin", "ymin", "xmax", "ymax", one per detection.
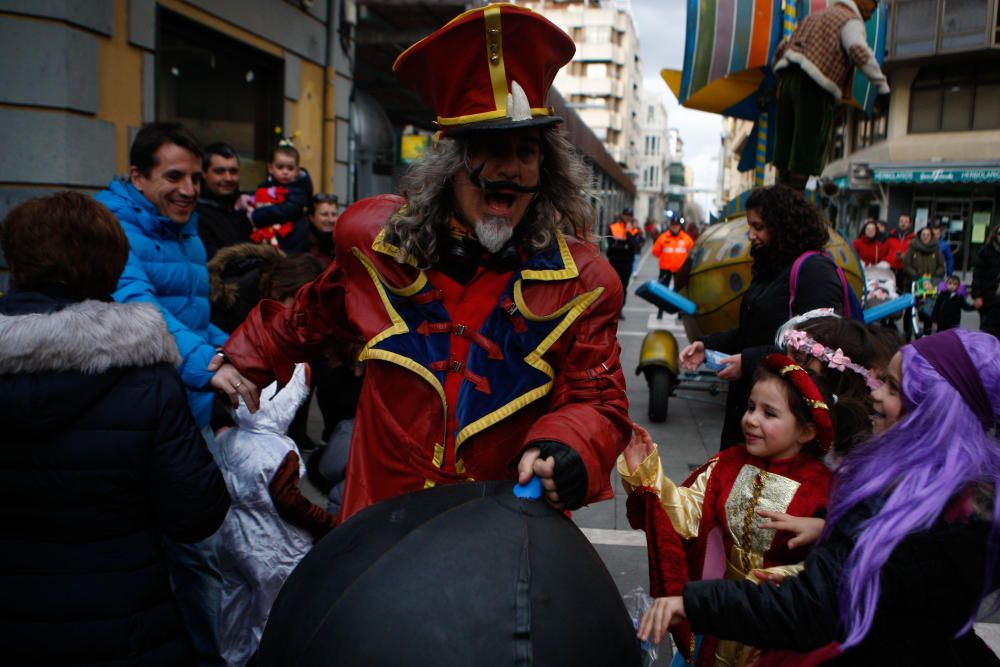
[
  {"xmin": 517, "ymin": 0, "xmax": 642, "ymax": 172},
  {"xmin": 635, "ymin": 89, "xmax": 670, "ymax": 226}
]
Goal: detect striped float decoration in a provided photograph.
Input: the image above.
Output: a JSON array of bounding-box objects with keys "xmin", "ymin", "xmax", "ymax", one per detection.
[
  {"xmin": 679, "ymin": 0, "xmax": 781, "ymax": 105},
  {"xmin": 754, "ymin": 110, "xmax": 768, "ymax": 186}
]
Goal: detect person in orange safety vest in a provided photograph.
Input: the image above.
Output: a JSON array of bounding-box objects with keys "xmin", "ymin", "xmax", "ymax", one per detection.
[
  {"xmin": 607, "ymin": 208, "xmax": 640, "ymax": 319},
  {"xmin": 652, "ymin": 216, "xmax": 694, "ymax": 319}
]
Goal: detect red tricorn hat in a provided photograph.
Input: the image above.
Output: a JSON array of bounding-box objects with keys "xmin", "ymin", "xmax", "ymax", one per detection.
[{"xmin": 392, "ymin": 3, "xmax": 575, "ymax": 136}]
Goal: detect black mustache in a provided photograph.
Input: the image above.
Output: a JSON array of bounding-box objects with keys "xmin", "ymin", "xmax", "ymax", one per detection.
[{"xmin": 468, "ymin": 161, "xmax": 540, "ymax": 194}]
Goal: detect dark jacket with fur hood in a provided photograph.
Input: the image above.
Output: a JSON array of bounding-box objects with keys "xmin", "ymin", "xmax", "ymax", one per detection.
[
  {"xmin": 0, "ymin": 291, "xmax": 231, "ymax": 667},
  {"xmin": 207, "ymin": 242, "xmax": 282, "ymax": 333}
]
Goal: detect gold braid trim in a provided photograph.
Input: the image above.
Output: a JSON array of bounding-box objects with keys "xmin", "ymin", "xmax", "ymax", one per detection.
[
  {"xmin": 778, "ymin": 363, "xmax": 803, "ymax": 376},
  {"xmin": 739, "ymin": 469, "xmax": 769, "ymax": 574},
  {"xmin": 805, "ymin": 398, "xmax": 829, "ymax": 410}
]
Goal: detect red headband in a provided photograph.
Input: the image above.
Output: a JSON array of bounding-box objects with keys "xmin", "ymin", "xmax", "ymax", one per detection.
[{"xmin": 763, "ymin": 353, "xmax": 835, "ymax": 453}]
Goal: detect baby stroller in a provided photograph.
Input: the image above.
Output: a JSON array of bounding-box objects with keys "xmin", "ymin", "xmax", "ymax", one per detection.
[
  {"xmin": 864, "ymin": 263, "xmax": 902, "ymax": 325},
  {"xmin": 910, "ymin": 274, "xmax": 939, "ymax": 339}
]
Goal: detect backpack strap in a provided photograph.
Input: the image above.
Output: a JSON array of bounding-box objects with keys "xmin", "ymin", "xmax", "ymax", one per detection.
[{"xmin": 789, "ymin": 251, "xmax": 851, "ymax": 318}]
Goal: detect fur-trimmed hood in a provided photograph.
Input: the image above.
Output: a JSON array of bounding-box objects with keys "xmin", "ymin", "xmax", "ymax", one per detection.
[
  {"xmin": 207, "ymin": 242, "xmax": 282, "ymax": 307},
  {"xmin": 0, "ymin": 299, "xmax": 180, "ymax": 375},
  {"xmin": 0, "ymin": 295, "xmax": 181, "ymax": 437}
]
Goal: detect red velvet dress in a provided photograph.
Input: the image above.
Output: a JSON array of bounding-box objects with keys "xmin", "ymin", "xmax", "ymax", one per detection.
[{"xmin": 620, "ymin": 445, "xmax": 831, "ymax": 666}]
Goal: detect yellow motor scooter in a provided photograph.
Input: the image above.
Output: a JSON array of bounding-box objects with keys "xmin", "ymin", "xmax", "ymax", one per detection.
[{"xmin": 636, "ymin": 329, "xmax": 679, "ymax": 422}]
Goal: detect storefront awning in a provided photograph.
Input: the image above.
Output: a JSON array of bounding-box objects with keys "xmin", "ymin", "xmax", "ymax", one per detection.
[{"xmin": 871, "ymin": 163, "xmax": 1000, "ymax": 185}]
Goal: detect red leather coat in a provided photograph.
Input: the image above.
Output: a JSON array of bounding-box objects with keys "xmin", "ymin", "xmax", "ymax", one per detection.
[{"xmin": 224, "ymin": 195, "xmax": 630, "ymax": 520}]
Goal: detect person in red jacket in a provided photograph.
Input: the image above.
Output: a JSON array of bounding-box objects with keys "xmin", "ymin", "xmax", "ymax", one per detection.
[
  {"xmin": 214, "ymin": 5, "xmax": 630, "ymax": 521},
  {"xmin": 652, "ymin": 216, "xmax": 694, "ymax": 318},
  {"xmin": 852, "ymin": 218, "xmax": 888, "ymax": 266},
  {"xmin": 885, "ymin": 213, "xmax": 915, "ymax": 272},
  {"xmin": 887, "ymin": 214, "xmax": 917, "ymax": 338}
]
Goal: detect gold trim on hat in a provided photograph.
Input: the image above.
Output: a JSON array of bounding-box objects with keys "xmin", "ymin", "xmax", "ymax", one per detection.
[{"xmin": 485, "ymin": 5, "xmax": 507, "ymax": 115}]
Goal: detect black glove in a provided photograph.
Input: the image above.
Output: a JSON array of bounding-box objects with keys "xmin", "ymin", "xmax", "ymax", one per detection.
[
  {"xmin": 534, "ymin": 441, "xmax": 588, "ymax": 510},
  {"xmin": 875, "ymin": 91, "xmax": 890, "ymax": 116}
]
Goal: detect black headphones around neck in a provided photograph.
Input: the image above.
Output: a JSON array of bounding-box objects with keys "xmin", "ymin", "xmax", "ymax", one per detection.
[{"xmin": 443, "ymin": 232, "xmax": 521, "ymax": 274}]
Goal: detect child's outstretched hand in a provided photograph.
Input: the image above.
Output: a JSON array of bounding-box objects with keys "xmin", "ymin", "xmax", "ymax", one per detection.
[
  {"xmin": 757, "ymin": 510, "xmax": 825, "ymax": 549},
  {"xmin": 623, "ymin": 423, "xmax": 655, "ymax": 474},
  {"xmin": 637, "ymin": 596, "xmax": 686, "ymax": 644}
]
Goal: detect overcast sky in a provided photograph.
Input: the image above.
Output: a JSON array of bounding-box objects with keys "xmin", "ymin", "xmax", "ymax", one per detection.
[{"xmin": 630, "ymin": 0, "xmax": 723, "ymax": 216}]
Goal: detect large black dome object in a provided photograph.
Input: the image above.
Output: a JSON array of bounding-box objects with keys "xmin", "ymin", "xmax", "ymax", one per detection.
[{"xmin": 258, "ymin": 480, "xmax": 641, "ymax": 666}]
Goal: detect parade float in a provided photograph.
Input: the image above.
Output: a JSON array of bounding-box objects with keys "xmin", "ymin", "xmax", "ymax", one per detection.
[{"xmin": 636, "ymin": 0, "xmax": 901, "ymax": 421}]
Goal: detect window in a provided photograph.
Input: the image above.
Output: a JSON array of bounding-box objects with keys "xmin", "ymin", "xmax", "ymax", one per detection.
[
  {"xmin": 941, "ymin": 0, "xmax": 991, "ymax": 50},
  {"xmin": 157, "ymin": 10, "xmax": 283, "ymax": 185},
  {"xmin": 908, "ymin": 65, "xmax": 1000, "ymax": 133},
  {"xmin": 647, "ymin": 105, "xmax": 655, "ymax": 123},
  {"xmin": 891, "ymin": 0, "xmax": 990, "ymax": 57},
  {"xmin": 893, "ymin": 0, "xmax": 939, "ymax": 56},
  {"xmin": 585, "ymin": 26, "xmax": 609, "ymax": 43}
]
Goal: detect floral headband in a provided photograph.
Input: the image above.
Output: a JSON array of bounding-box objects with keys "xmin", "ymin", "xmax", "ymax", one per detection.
[
  {"xmin": 763, "ymin": 354, "xmax": 835, "ymax": 453},
  {"xmin": 780, "ymin": 329, "xmax": 883, "ymax": 392}
]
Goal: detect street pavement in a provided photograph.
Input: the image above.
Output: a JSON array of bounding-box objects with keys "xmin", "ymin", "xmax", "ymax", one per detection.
[
  {"xmin": 573, "ymin": 247, "xmax": 723, "ymax": 662},
  {"xmin": 303, "ymin": 245, "xmax": 998, "ymax": 659}
]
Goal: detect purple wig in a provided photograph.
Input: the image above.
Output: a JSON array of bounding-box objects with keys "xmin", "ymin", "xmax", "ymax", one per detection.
[{"xmin": 824, "ymin": 329, "xmax": 1000, "ymax": 647}]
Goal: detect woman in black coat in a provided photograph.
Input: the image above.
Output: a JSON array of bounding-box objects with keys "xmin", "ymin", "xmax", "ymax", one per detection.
[
  {"xmin": 679, "ymin": 185, "xmax": 846, "ymax": 449},
  {"xmin": 0, "ymin": 193, "xmax": 231, "ymax": 667}
]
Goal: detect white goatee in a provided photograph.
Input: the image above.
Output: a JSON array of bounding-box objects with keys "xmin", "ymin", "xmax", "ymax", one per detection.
[{"xmin": 475, "ymin": 216, "xmax": 514, "ymax": 253}]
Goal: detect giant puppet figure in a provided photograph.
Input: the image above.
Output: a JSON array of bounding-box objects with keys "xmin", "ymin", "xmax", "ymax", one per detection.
[
  {"xmin": 220, "ymin": 3, "xmax": 630, "ymax": 521},
  {"xmin": 772, "ymin": 0, "xmax": 890, "ymax": 187}
]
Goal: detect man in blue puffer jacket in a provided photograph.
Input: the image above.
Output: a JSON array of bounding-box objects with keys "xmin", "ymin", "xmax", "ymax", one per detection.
[{"xmin": 96, "ymin": 122, "xmax": 258, "ymax": 667}]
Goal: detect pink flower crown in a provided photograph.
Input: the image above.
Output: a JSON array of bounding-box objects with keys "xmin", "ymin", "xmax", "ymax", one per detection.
[{"xmin": 780, "ymin": 329, "xmax": 883, "ymax": 391}]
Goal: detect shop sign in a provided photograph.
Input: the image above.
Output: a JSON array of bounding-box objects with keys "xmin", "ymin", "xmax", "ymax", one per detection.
[
  {"xmin": 400, "ymin": 135, "xmax": 431, "ymax": 164},
  {"xmin": 874, "ymin": 168, "xmax": 1000, "ymax": 184}
]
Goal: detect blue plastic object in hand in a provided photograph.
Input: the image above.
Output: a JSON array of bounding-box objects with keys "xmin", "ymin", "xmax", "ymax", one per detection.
[
  {"xmin": 513, "ymin": 476, "xmax": 543, "ymax": 500},
  {"xmin": 634, "ymin": 280, "xmax": 697, "ymax": 315},
  {"xmin": 704, "ymin": 349, "xmax": 730, "ymax": 372}
]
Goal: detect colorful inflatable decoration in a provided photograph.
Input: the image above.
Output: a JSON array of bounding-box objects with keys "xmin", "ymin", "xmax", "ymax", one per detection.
[
  {"xmin": 662, "ymin": 0, "xmax": 888, "ymax": 173},
  {"xmin": 257, "ymin": 481, "xmax": 642, "ymax": 666}
]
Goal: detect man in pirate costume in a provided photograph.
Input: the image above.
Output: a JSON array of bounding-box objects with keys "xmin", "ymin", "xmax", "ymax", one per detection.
[{"xmin": 220, "ymin": 4, "xmax": 630, "ymax": 521}]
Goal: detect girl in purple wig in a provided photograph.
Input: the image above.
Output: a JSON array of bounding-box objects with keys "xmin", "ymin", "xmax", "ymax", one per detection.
[{"xmin": 639, "ymin": 329, "xmax": 1000, "ymax": 665}]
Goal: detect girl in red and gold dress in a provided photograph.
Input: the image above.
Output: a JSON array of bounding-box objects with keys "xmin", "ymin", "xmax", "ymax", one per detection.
[{"xmin": 620, "ymin": 354, "xmax": 864, "ymax": 667}]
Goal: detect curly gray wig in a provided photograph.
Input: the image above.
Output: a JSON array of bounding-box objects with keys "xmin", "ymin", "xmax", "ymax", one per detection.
[{"xmin": 385, "ymin": 127, "xmax": 596, "ymax": 267}]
